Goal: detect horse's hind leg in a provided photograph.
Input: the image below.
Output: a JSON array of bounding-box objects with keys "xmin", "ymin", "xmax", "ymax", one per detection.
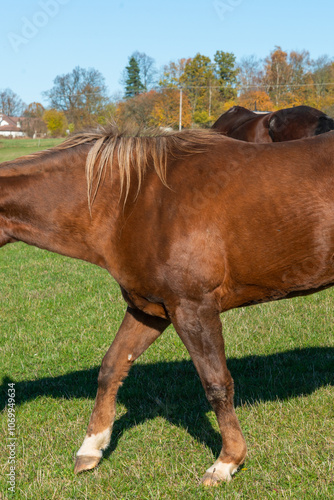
[
  {"xmin": 74, "ymin": 306, "xmax": 170, "ymax": 473},
  {"xmin": 170, "ymin": 300, "xmax": 247, "ymax": 486}
]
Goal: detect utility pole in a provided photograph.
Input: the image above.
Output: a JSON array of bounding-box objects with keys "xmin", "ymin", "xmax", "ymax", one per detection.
[{"xmin": 179, "ymin": 88, "xmax": 183, "ymax": 131}]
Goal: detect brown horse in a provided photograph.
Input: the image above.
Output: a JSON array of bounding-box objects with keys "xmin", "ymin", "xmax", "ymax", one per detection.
[
  {"xmin": 212, "ymin": 105, "xmax": 334, "ymax": 142},
  {"xmin": 1, "ymin": 127, "xmax": 334, "ymax": 486}
]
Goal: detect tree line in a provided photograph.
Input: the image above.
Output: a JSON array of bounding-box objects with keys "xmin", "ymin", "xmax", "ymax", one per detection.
[{"xmin": 1, "ymin": 46, "xmax": 334, "ymax": 137}]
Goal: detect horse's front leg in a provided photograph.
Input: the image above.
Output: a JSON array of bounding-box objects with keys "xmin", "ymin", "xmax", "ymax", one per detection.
[
  {"xmin": 74, "ymin": 306, "xmax": 170, "ymax": 473},
  {"xmin": 170, "ymin": 299, "xmax": 247, "ymax": 486}
]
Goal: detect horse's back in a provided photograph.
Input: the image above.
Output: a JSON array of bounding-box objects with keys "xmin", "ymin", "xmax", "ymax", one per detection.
[{"xmin": 111, "ymin": 133, "xmax": 334, "ymax": 312}]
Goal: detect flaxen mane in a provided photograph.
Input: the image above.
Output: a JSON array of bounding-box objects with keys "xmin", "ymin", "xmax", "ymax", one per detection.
[
  {"xmin": 81, "ymin": 126, "xmax": 223, "ymax": 204},
  {"xmin": 1, "ymin": 125, "xmax": 224, "ymax": 205}
]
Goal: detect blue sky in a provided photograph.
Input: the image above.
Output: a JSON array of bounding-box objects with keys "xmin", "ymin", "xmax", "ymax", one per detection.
[{"xmin": 2, "ymin": 0, "xmax": 334, "ymax": 106}]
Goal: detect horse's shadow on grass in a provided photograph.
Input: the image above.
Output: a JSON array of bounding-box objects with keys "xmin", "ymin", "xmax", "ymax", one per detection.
[{"xmin": 1, "ymin": 347, "xmax": 333, "ymax": 458}]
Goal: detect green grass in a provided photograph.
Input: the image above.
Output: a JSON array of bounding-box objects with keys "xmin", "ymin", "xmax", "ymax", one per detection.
[
  {"xmin": 0, "ymin": 138, "xmax": 63, "ymax": 162},
  {"xmin": 0, "ymin": 144, "xmax": 333, "ymax": 499}
]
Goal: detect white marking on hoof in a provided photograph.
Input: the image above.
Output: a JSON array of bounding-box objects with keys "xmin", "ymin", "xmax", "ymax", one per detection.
[
  {"xmin": 127, "ymin": 354, "xmax": 132, "ymax": 361},
  {"xmin": 76, "ymin": 428, "xmax": 111, "ymax": 458},
  {"xmin": 203, "ymin": 460, "xmax": 238, "ymax": 484}
]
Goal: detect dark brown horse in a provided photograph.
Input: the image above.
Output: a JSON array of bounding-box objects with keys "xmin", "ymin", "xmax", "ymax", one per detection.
[
  {"xmin": 1, "ymin": 127, "xmax": 334, "ymax": 486},
  {"xmin": 212, "ymin": 105, "xmax": 334, "ymax": 142}
]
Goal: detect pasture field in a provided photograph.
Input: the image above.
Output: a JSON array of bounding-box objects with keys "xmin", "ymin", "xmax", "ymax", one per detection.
[
  {"xmin": 0, "ymin": 142, "xmax": 333, "ymax": 499},
  {"xmin": 0, "ymin": 138, "xmax": 63, "ymax": 162}
]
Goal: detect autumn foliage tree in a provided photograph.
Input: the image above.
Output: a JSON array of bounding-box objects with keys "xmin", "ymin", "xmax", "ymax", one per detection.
[
  {"xmin": 40, "ymin": 48, "xmax": 334, "ymax": 134},
  {"xmin": 43, "ymin": 109, "xmax": 68, "ymax": 137},
  {"xmin": 22, "ymin": 102, "xmax": 47, "ymax": 137},
  {"xmin": 261, "ymin": 47, "xmax": 316, "ymax": 107},
  {"xmin": 263, "ymin": 47, "xmax": 293, "ymax": 106},
  {"xmin": 116, "ymin": 90, "xmax": 159, "ymax": 128},
  {"xmin": 237, "ymin": 48, "xmax": 334, "ymax": 114},
  {"xmin": 159, "ymin": 59, "xmax": 191, "ymax": 88},
  {"xmin": 159, "ymin": 52, "xmax": 239, "ymax": 125},
  {"xmin": 120, "ymin": 48, "xmax": 334, "ymax": 128},
  {"xmin": 151, "ymin": 88, "xmax": 192, "ymax": 129},
  {"xmin": 43, "ymin": 66, "xmax": 109, "ymax": 129},
  {"xmin": 238, "ymin": 90, "xmax": 273, "ymax": 111}
]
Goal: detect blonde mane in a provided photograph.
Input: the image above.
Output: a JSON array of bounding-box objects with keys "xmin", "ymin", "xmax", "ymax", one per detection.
[
  {"xmin": 1, "ymin": 125, "xmax": 224, "ymax": 205},
  {"xmin": 74, "ymin": 125, "xmax": 224, "ymax": 206}
]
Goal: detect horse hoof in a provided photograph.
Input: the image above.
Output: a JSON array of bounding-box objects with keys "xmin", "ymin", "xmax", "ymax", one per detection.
[
  {"xmin": 201, "ymin": 471, "xmax": 232, "ymax": 486},
  {"xmin": 200, "ymin": 461, "xmax": 237, "ymax": 486},
  {"xmin": 74, "ymin": 455, "xmax": 101, "ymax": 474}
]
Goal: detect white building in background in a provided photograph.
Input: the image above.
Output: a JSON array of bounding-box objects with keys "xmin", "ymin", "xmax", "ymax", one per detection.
[{"xmin": 0, "ymin": 113, "xmax": 26, "ymax": 137}]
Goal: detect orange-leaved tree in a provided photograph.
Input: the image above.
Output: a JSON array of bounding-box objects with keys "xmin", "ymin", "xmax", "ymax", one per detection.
[
  {"xmin": 116, "ymin": 90, "xmax": 159, "ymax": 129},
  {"xmin": 150, "ymin": 88, "xmax": 192, "ymax": 129},
  {"xmin": 238, "ymin": 90, "xmax": 274, "ymax": 111}
]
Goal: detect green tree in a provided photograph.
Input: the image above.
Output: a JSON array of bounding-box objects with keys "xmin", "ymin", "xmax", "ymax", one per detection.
[
  {"xmin": 97, "ymin": 102, "xmax": 118, "ymax": 125},
  {"xmin": 159, "ymin": 58, "xmax": 190, "ymax": 88},
  {"xmin": 180, "ymin": 53, "xmax": 215, "ymax": 124},
  {"xmin": 124, "ymin": 57, "xmax": 145, "ymax": 99},
  {"xmin": 214, "ymin": 51, "xmax": 239, "ymax": 100}
]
